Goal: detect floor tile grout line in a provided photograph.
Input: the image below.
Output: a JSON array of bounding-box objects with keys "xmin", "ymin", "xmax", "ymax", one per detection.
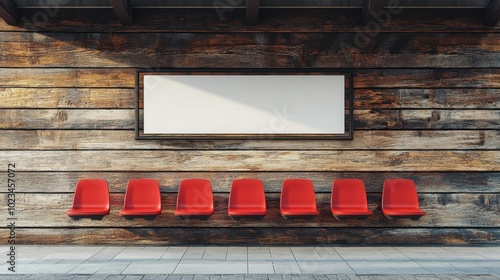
[
  {"xmin": 157, "ymin": 246, "xmax": 170, "ymax": 261},
  {"xmin": 171, "ymin": 246, "xmax": 189, "ymax": 274},
  {"xmin": 332, "ymin": 246, "xmax": 356, "ymax": 274},
  {"xmin": 288, "ymin": 246, "xmax": 303, "ymax": 274},
  {"xmin": 393, "ymin": 246, "xmax": 433, "ymax": 275}
]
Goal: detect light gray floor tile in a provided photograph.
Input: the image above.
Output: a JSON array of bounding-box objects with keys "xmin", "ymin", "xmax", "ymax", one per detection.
[
  {"xmin": 222, "ymin": 275, "xmax": 245, "ymax": 279},
  {"xmin": 272, "ymin": 261, "xmax": 302, "ymax": 274},
  {"xmin": 89, "ymin": 247, "xmax": 126, "ymax": 262},
  {"xmin": 183, "ymin": 247, "xmax": 207, "ymax": 260},
  {"xmin": 248, "ymin": 261, "xmax": 275, "ymax": 274},
  {"xmin": 248, "ymin": 247, "xmax": 272, "ymax": 261},
  {"xmin": 290, "ymin": 247, "xmax": 322, "ymax": 261},
  {"xmin": 140, "ymin": 274, "xmax": 171, "ymax": 280},
  {"xmin": 202, "ymin": 247, "xmax": 228, "ymax": 261},
  {"xmin": 95, "ymin": 262, "xmax": 131, "ymax": 274},
  {"xmin": 69, "ymin": 263, "xmax": 105, "ymax": 274},
  {"xmin": 347, "ymin": 261, "xmax": 429, "ymax": 275},
  {"xmin": 270, "ymin": 248, "xmax": 295, "ymax": 261},
  {"xmin": 244, "ymin": 274, "xmax": 269, "ymax": 279},
  {"xmin": 175, "ymin": 260, "xmax": 247, "ymax": 274},
  {"xmin": 122, "ymin": 276, "xmax": 144, "ymax": 280},
  {"xmin": 121, "ymin": 261, "xmax": 178, "ymax": 274},
  {"xmin": 415, "ymin": 262, "xmax": 466, "ymax": 274},
  {"xmin": 113, "ymin": 247, "xmax": 165, "ymax": 262},
  {"xmin": 161, "ymin": 247, "xmax": 189, "ymax": 261},
  {"xmin": 17, "ymin": 263, "xmax": 78, "ymax": 274},
  {"xmin": 226, "ymin": 247, "xmax": 247, "ymax": 261},
  {"xmin": 298, "ymin": 261, "xmax": 355, "ymax": 274}
]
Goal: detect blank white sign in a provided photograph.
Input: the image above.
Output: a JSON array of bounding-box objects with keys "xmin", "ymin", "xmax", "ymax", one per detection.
[{"xmin": 144, "ymin": 75, "xmax": 345, "ymax": 135}]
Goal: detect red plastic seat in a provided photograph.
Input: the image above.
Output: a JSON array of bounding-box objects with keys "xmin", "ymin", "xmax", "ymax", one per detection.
[
  {"xmin": 280, "ymin": 179, "xmax": 319, "ymax": 218},
  {"xmin": 228, "ymin": 179, "xmax": 266, "ymax": 217},
  {"xmin": 331, "ymin": 179, "xmax": 373, "ymax": 219},
  {"xmin": 119, "ymin": 179, "xmax": 162, "ymax": 216},
  {"xmin": 66, "ymin": 179, "xmax": 110, "ymax": 217},
  {"xmin": 174, "ymin": 179, "xmax": 214, "ymax": 217},
  {"xmin": 382, "ymin": 179, "xmax": 426, "ymax": 220}
]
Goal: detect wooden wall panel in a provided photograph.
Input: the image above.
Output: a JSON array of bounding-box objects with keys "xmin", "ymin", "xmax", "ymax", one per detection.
[
  {"xmin": 2, "ymin": 68, "xmax": 500, "ymax": 88},
  {"xmin": 0, "ymin": 9, "xmax": 498, "ymax": 244},
  {"xmin": 1, "ymin": 151, "xmax": 498, "ymax": 172},
  {"xmin": 2, "ymin": 228, "xmax": 499, "ymax": 245},
  {"xmin": 1, "ymin": 172, "xmax": 499, "ymax": 193},
  {"xmin": 1, "ymin": 109, "xmax": 499, "ymax": 130},
  {"xmin": 2, "ymin": 193, "xmax": 499, "ymax": 228},
  {"xmin": 0, "ymin": 9, "xmax": 499, "ymax": 33},
  {"xmin": 1, "ymin": 32, "xmax": 499, "ymax": 68},
  {"xmin": 2, "ymin": 88, "xmax": 498, "ymax": 109},
  {"xmin": 0, "ymin": 130, "xmax": 497, "ymax": 150}
]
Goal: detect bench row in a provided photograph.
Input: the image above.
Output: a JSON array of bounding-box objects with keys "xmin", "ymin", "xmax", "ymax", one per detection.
[{"xmin": 66, "ymin": 178, "xmax": 426, "ymax": 220}]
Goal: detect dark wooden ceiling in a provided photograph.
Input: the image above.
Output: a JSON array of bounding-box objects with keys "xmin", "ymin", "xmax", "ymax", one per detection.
[{"xmin": 1, "ymin": 0, "xmax": 499, "ymax": 26}]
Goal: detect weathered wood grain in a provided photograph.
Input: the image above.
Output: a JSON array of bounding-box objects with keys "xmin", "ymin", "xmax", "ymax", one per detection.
[
  {"xmin": 1, "ymin": 32, "xmax": 499, "ymax": 68},
  {"xmin": 3, "ymin": 88, "xmax": 496, "ymax": 109},
  {"xmin": 1, "ymin": 109, "xmax": 498, "ymax": 130},
  {"xmin": 2, "ymin": 69, "xmax": 500, "ymax": 88},
  {"xmin": 0, "ymin": 88, "xmax": 134, "ymax": 109},
  {"xmin": 0, "ymin": 130, "xmax": 497, "ymax": 150},
  {"xmin": 0, "ymin": 109, "xmax": 135, "ymax": 129},
  {"xmin": 5, "ymin": 171, "xmax": 499, "ymax": 193},
  {"xmin": 0, "ymin": 150, "xmax": 498, "ymax": 172},
  {"xmin": 0, "ymin": 68, "xmax": 136, "ymax": 88},
  {"xmin": 2, "ymin": 193, "xmax": 499, "ymax": 228},
  {"xmin": 6, "ymin": 227, "xmax": 499, "ymax": 245},
  {"xmin": 355, "ymin": 110, "xmax": 500, "ymax": 129},
  {"xmin": 3, "ymin": 227, "xmax": 499, "ymax": 245},
  {"xmin": 354, "ymin": 89, "xmax": 500, "ymax": 109},
  {"xmin": 1, "ymin": 9, "xmax": 498, "ymax": 33},
  {"xmin": 354, "ymin": 69, "xmax": 500, "ymax": 88}
]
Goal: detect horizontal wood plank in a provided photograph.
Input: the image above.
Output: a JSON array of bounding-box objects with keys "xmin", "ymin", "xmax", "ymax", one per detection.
[
  {"xmin": 0, "ymin": 88, "xmax": 134, "ymax": 109},
  {"xmin": 1, "ymin": 109, "xmax": 498, "ymax": 130},
  {"xmin": 354, "ymin": 69, "xmax": 500, "ymax": 89},
  {"xmin": 355, "ymin": 110, "xmax": 500, "ymax": 130},
  {"xmin": 6, "ymin": 171, "xmax": 500, "ymax": 193},
  {"xmin": 2, "ymin": 69, "xmax": 500, "ymax": 88},
  {"xmin": 3, "ymin": 193, "xmax": 499, "ymax": 228},
  {"xmin": 1, "ymin": 9, "xmax": 498, "ymax": 33},
  {"xmin": 3, "ymin": 88, "xmax": 497, "ymax": 109},
  {"xmin": 3, "ymin": 227, "xmax": 498, "ymax": 245},
  {"xmin": 0, "ymin": 130, "xmax": 497, "ymax": 150},
  {"xmin": 0, "ymin": 150, "xmax": 498, "ymax": 172},
  {"xmin": 0, "ymin": 68, "xmax": 136, "ymax": 88},
  {"xmin": 1, "ymin": 32, "xmax": 499, "ymax": 68},
  {"xmin": 354, "ymin": 89, "xmax": 500, "ymax": 109},
  {"xmin": 0, "ymin": 109, "xmax": 134, "ymax": 129}
]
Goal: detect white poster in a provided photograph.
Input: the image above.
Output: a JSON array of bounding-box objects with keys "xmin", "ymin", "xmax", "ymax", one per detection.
[{"xmin": 144, "ymin": 75, "xmax": 345, "ymax": 135}]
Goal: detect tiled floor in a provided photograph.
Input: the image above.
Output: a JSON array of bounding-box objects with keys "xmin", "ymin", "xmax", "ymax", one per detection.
[{"xmin": 1, "ymin": 245, "xmax": 500, "ymax": 277}]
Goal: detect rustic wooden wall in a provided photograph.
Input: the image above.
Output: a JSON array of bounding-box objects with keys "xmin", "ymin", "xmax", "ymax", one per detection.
[{"xmin": 0, "ymin": 8, "xmax": 499, "ymax": 244}]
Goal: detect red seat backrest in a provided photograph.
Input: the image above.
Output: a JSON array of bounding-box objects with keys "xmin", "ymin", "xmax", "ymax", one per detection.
[
  {"xmin": 229, "ymin": 179, "xmax": 265, "ymax": 208},
  {"xmin": 281, "ymin": 179, "xmax": 317, "ymax": 209},
  {"xmin": 382, "ymin": 179, "xmax": 420, "ymax": 209},
  {"xmin": 331, "ymin": 179, "xmax": 369, "ymax": 209},
  {"xmin": 124, "ymin": 179, "xmax": 161, "ymax": 209},
  {"xmin": 177, "ymin": 179, "xmax": 213, "ymax": 209},
  {"xmin": 72, "ymin": 179, "xmax": 109, "ymax": 209}
]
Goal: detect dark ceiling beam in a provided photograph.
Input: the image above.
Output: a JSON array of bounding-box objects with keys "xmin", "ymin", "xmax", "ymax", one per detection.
[
  {"xmin": 109, "ymin": 0, "xmax": 133, "ymax": 25},
  {"xmin": 0, "ymin": 0, "xmax": 19, "ymax": 25},
  {"xmin": 485, "ymin": 0, "xmax": 500, "ymax": 26},
  {"xmin": 362, "ymin": 0, "xmax": 389, "ymax": 23},
  {"xmin": 246, "ymin": 0, "xmax": 259, "ymax": 25}
]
